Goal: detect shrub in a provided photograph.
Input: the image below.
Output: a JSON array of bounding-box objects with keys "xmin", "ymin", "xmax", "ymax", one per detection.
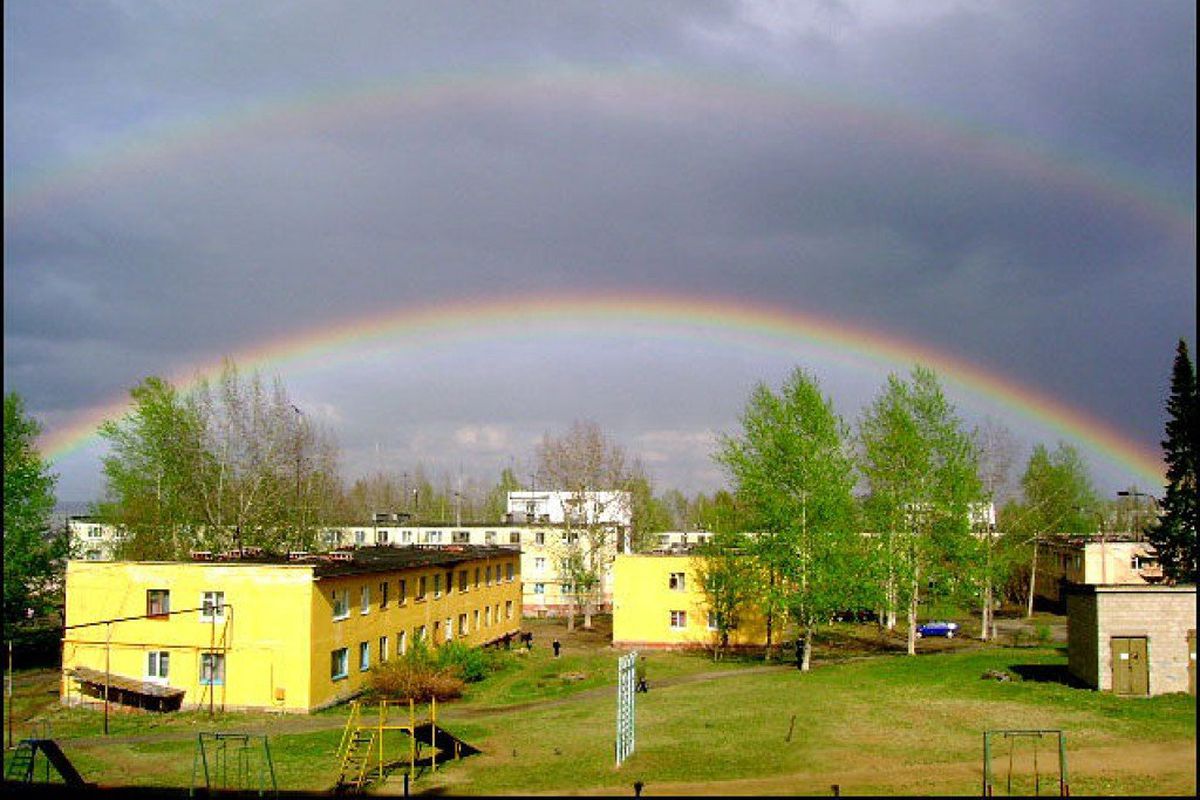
[
  {"xmin": 368, "ymin": 658, "xmax": 464, "ymax": 703},
  {"xmin": 435, "ymin": 641, "xmax": 497, "ymax": 683},
  {"xmin": 1035, "ymin": 623, "xmax": 1052, "ymax": 645}
]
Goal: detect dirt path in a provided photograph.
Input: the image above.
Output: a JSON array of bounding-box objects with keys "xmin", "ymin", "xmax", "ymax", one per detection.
[{"xmin": 525, "ymin": 740, "xmax": 1196, "ymax": 796}]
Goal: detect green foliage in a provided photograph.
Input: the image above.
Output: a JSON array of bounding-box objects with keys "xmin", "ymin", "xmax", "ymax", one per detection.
[
  {"xmin": 368, "ymin": 640, "xmax": 465, "ymax": 702},
  {"xmin": 693, "ymin": 531, "xmax": 760, "ymax": 658},
  {"xmin": 628, "ymin": 468, "xmax": 673, "ymax": 551},
  {"xmin": 3, "ymin": 393, "xmax": 65, "ymax": 626},
  {"xmin": 1012, "ymin": 441, "xmax": 1100, "ymax": 535},
  {"xmin": 434, "ymin": 640, "xmax": 501, "ymax": 683},
  {"xmin": 716, "ymin": 368, "xmax": 864, "ymax": 663},
  {"xmin": 857, "ymin": 366, "xmax": 984, "ymax": 646},
  {"xmin": 484, "ymin": 466, "xmax": 524, "ymax": 521},
  {"xmin": 1146, "ymin": 339, "xmax": 1197, "ymax": 584}
]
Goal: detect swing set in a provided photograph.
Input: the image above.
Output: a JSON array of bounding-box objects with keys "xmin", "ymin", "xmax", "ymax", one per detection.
[{"xmin": 982, "ymin": 729, "xmax": 1068, "ymax": 796}]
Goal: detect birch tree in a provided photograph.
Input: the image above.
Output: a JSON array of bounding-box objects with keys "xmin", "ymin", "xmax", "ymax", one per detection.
[
  {"xmin": 537, "ymin": 420, "xmax": 632, "ymax": 630},
  {"xmin": 858, "ymin": 366, "xmax": 982, "ymax": 655},
  {"xmin": 974, "ymin": 418, "xmax": 1016, "ymax": 640},
  {"xmin": 716, "ymin": 368, "xmax": 862, "ymax": 669},
  {"xmin": 694, "ymin": 530, "xmax": 759, "ymax": 660}
]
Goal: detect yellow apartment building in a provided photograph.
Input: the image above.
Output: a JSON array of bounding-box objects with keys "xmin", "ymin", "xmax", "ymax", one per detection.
[
  {"xmin": 611, "ymin": 554, "xmax": 769, "ymax": 650},
  {"xmin": 61, "ymin": 545, "xmax": 522, "ymax": 713}
]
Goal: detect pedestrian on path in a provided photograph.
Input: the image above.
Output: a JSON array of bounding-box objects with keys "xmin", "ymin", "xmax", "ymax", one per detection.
[
  {"xmin": 552, "ymin": 638, "xmax": 561, "ymax": 658},
  {"xmin": 635, "ymin": 656, "xmax": 648, "ymax": 693}
]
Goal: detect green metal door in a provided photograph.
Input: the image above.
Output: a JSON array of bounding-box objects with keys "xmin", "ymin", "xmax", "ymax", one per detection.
[{"xmin": 1110, "ymin": 637, "xmax": 1149, "ymax": 695}]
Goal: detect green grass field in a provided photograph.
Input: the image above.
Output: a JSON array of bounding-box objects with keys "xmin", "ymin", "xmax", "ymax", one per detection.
[{"xmin": 3, "ymin": 615, "xmax": 1194, "ymax": 796}]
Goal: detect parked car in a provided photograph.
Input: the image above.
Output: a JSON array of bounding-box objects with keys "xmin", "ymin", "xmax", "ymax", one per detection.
[{"xmin": 916, "ymin": 621, "xmax": 959, "ymax": 638}]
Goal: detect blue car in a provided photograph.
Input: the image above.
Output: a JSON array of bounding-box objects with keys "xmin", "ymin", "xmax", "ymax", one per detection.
[{"xmin": 916, "ymin": 621, "xmax": 959, "ymax": 639}]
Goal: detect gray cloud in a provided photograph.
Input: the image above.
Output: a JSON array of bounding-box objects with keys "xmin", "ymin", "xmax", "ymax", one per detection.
[{"xmin": 5, "ymin": 1, "xmax": 1193, "ymax": 501}]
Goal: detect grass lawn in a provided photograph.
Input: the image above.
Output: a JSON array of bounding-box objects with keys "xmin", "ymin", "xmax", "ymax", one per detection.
[{"xmin": 3, "ymin": 615, "xmax": 1194, "ymax": 796}]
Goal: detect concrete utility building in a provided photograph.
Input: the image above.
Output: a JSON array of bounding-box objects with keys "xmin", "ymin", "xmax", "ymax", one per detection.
[
  {"xmin": 1066, "ymin": 584, "xmax": 1196, "ymax": 696},
  {"xmin": 1034, "ymin": 534, "xmax": 1163, "ymax": 608},
  {"xmin": 62, "ymin": 546, "xmax": 522, "ymax": 713}
]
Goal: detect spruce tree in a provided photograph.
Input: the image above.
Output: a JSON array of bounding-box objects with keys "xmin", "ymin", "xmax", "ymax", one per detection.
[{"xmin": 1146, "ymin": 339, "xmax": 1197, "ymax": 584}]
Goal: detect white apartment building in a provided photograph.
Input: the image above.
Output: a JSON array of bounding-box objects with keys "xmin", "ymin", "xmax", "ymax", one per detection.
[{"xmin": 67, "ymin": 516, "xmax": 127, "ymax": 561}]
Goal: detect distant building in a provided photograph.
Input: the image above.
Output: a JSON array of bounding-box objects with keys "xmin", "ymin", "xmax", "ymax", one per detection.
[
  {"xmin": 66, "ymin": 516, "xmax": 127, "ymax": 561},
  {"xmin": 61, "ymin": 546, "xmax": 521, "ymax": 713},
  {"xmin": 611, "ymin": 554, "xmax": 770, "ymax": 650},
  {"xmin": 1034, "ymin": 534, "xmax": 1163, "ymax": 608}
]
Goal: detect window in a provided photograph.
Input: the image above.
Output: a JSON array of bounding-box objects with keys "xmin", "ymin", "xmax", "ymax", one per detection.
[
  {"xmin": 486, "ymin": 566, "xmax": 493, "ymax": 586},
  {"xmin": 378, "ymin": 530, "xmax": 390, "ymax": 545},
  {"xmin": 458, "ymin": 613, "xmax": 468, "ymax": 636},
  {"xmin": 535, "ymin": 557, "xmax": 546, "ymax": 572},
  {"xmin": 331, "ymin": 648, "xmax": 349, "ymax": 680},
  {"xmin": 379, "ymin": 636, "xmax": 389, "ymax": 663},
  {"xmin": 398, "ymin": 630, "xmax": 407, "ymax": 656},
  {"xmin": 380, "ymin": 582, "xmax": 389, "ymax": 609},
  {"xmin": 427, "ymin": 530, "xmax": 442, "ymax": 544},
  {"xmin": 534, "ymin": 583, "xmax": 546, "ymax": 595},
  {"xmin": 200, "ymin": 591, "xmax": 225, "ymax": 622},
  {"xmin": 146, "ymin": 651, "xmax": 169, "ymax": 681},
  {"xmin": 502, "ymin": 601, "xmax": 510, "ymax": 621},
  {"xmin": 669, "ymin": 572, "xmax": 686, "ymax": 592},
  {"xmin": 670, "ymin": 610, "xmax": 687, "ymax": 629},
  {"xmin": 485, "ymin": 606, "xmax": 492, "ymax": 626},
  {"xmin": 417, "ymin": 576, "xmax": 427, "ymax": 601},
  {"xmin": 433, "ymin": 574, "xmax": 443, "ymax": 599},
  {"xmin": 562, "ymin": 582, "xmax": 573, "ymax": 595},
  {"xmin": 86, "ymin": 550, "xmax": 101, "ymax": 561},
  {"xmin": 485, "ymin": 531, "xmax": 496, "ymax": 545},
  {"xmin": 444, "ymin": 618, "xmax": 454, "ymax": 643},
  {"xmin": 200, "ymin": 653, "xmax": 225, "ymax": 685},
  {"xmin": 509, "ymin": 532, "xmax": 520, "ymax": 545},
  {"xmin": 355, "ymin": 530, "xmax": 366, "ymax": 545},
  {"xmin": 535, "ymin": 531, "xmax": 545, "ymax": 545},
  {"xmin": 453, "ymin": 530, "xmax": 470, "ymax": 544},
  {"xmin": 707, "ymin": 611, "xmax": 719, "ymax": 631},
  {"xmin": 658, "ymin": 534, "xmax": 670, "ymax": 546},
  {"xmin": 146, "ymin": 589, "xmax": 170, "ymax": 617},
  {"xmin": 446, "ymin": 571, "xmax": 454, "ymax": 594},
  {"xmin": 506, "ymin": 562, "xmax": 514, "ymax": 581},
  {"xmin": 398, "ymin": 579, "xmax": 407, "ymax": 604},
  {"xmin": 474, "ymin": 567, "xmax": 481, "ymax": 587},
  {"xmin": 360, "ymin": 585, "xmax": 371, "ymax": 614},
  {"xmin": 87, "ymin": 526, "xmax": 103, "ymax": 539},
  {"xmin": 359, "ymin": 642, "xmax": 370, "ymax": 672},
  {"xmin": 473, "ymin": 609, "xmax": 480, "ymax": 630},
  {"xmin": 459, "ymin": 570, "xmax": 469, "ymax": 592},
  {"xmin": 401, "ymin": 530, "xmax": 412, "ymax": 544},
  {"xmin": 332, "ymin": 589, "xmax": 350, "ymax": 620},
  {"xmin": 416, "ymin": 625, "xmax": 427, "ymax": 644},
  {"xmin": 433, "ymin": 620, "xmax": 441, "ymax": 643}
]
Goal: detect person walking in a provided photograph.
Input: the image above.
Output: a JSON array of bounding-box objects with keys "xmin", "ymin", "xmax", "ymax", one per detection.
[
  {"xmin": 635, "ymin": 656, "xmax": 648, "ymax": 693},
  {"xmin": 552, "ymin": 638, "xmax": 561, "ymax": 658}
]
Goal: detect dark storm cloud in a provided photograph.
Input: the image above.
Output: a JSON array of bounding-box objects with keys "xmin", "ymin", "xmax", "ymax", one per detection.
[{"xmin": 4, "ymin": 1, "xmax": 1194, "ymax": 498}]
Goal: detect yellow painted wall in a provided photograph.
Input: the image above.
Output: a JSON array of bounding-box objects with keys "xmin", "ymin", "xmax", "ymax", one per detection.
[
  {"xmin": 611, "ymin": 555, "xmax": 768, "ymax": 649},
  {"xmin": 63, "ymin": 553, "xmax": 523, "ymax": 713},
  {"xmin": 63, "ymin": 560, "xmax": 316, "ymax": 712},
  {"xmin": 307, "ymin": 554, "xmax": 522, "ymax": 710}
]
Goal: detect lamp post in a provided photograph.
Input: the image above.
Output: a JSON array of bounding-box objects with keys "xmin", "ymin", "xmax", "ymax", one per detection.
[{"xmin": 1117, "ymin": 489, "xmax": 1154, "ymax": 540}]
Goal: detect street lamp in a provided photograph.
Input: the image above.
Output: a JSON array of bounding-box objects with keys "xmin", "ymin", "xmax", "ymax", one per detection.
[{"xmin": 1117, "ymin": 489, "xmax": 1154, "ymax": 540}]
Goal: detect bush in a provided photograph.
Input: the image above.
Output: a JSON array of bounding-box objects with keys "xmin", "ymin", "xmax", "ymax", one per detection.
[
  {"xmin": 435, "ymin": 641, "xmax": 497, "ymax": 683},
  {"xmin": 1035, "ymin": 623, "xmax": 1052, "ymax": 645},
  {"xmin": 368, "ymin": 658, "xmax": 464, "ymax": 703}
]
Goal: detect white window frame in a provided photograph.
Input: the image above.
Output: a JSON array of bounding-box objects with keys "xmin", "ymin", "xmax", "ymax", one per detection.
[
  {"xmin": 398, "ymin": 630, "xmax": 408, "ymax": 656},
  {"xmin": 670, "ymin": 610, "xmax": 687, "ymax": 630},
  {"xmin": 200, "ymin": 652, "xmax": 225, "ymax": 686},
  {"xmin": 444, "ymin": 617, "xmax": 454, "ymax": 642},
  {"xmin": 360, "ymin": 585, "xmax": 371, "ymax": 614},
  {"xmin": 359, "ymin": 641, "xmax": 370, "ymax": 672},
  {"xmin": 707, "ymin": 611, "xmax": 719, "ymax": 631},
  {"xmin": 533, "ymin": 583, "xmax": 546, "ymax": 595},
  {"xmin": 200, "ymin": 591, "xmax": 225, "ymax": 623},
  {"xmin": 379, "ymin": 635, "xmax": 389, "ymax": 663},
  {"xmin": 331, "ymin": 648, "xmax": 349, "ymax": 681},
  {"xmin": 146, "ymin": 650, "xmax": 169, "ymax": 682},
  {"xmin": 459, "ymin": 613, "xmax": 469, "ymax": 636},
  {"xmin": 669, "ymin": 572, "xmax": 686, "ymax": 592},
  {"xmin": 534, "ymin": 557, "xmax": 546, "ymax": 573},
  {"xmin": 332, "ymin": 589, "xmax": 350, "ymax": 621},
  {"xmin": 505, "ymin": 600, "xmax": 513, "ymax": 619}
]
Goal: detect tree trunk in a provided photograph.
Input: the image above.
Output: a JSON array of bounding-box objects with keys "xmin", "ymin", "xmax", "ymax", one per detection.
[
  {"xmin": 981, "ymin": 581, "xmax": 992, "ymax": 641},
  {"xmin": 906, "ymin": 566, "xmax": 919, "ymax": 656},
  {"xmin": 583, "ymin": 598, "xmax": 593, "ymax": 630},
  {"xmin": 801, "ymin": 625, "xmax": 813, "ymax": 672},
  {"xmin": 1026, "ymin": 538, "xmax": 1038, "ymax": 619}
]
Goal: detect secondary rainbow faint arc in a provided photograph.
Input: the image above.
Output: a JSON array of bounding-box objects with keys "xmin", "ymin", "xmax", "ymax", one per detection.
[
  {"xmin": 37, "ymin": 292, "xmax": 1165, "ymax": 487},
  {"xmin": 5, "ymin": 64, "xmax": 1194, "ymax": 238}
]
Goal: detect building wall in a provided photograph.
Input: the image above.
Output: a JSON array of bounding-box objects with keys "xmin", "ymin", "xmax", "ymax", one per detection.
[
  {"xmin": 1067, "ymin": 586, "xmax": 1196, "ymax": 695},
  {"xmin": 1036, "ymin": 540, "xmax": 1159, "ymax": 604},
  {"xmin": 611, "ymin": 555, "xmax": 769, "ymax": 650},
  {"xmin": 63, "ymin": 561, "xmax": 316, "ymax": 712},
  {"xmin": 1066, "ymin": 591, "xmax": 1099, "ymax": 688},
  {"xmin": 306, "ymin": 553, "xmax": 522, "ymax": 710}
]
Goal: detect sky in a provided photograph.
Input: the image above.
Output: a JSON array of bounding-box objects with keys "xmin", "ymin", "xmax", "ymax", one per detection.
[{"xmin": 4, "ymin": 1, "xmax": 1195, "ymax": 505}]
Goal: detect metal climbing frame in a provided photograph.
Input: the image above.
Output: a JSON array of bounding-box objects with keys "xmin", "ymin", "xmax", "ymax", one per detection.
[
  {"xmin": 190, "ymin": 732, "xmax": 278, "ymax": 797},
  {"xmin": 982, "ymin": 729, "xmax": 1068, "ymax": 797}
]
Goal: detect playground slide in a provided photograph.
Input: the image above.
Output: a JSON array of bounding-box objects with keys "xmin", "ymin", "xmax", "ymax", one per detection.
[
  {"xmin": 410, "ymin": 723, "xmax": 482, "ymax": 758},
  {"xmin": 13, "ymin": 740, "xmax": 88, "ymax": 786}
]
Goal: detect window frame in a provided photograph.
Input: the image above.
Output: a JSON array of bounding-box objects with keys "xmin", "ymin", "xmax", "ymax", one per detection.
[
  {"xmin": 146, "ymin": 650, "xmax": 170, "ymax": 682},
  {"xmin": 670, "ymin": 610, "xmax": 687, "ymax": 630},
  {"xmin": 359, "ymin": 641, "xmax": 370, "ymax": 672},
  {"xmin": 199, "ymin": 591, "xmax": 225, "ymax": 623},
  {"xmin": 332, "ymin": 589, "xmax": 350, "ymax": 620},
  {"xmin": 200, "ymin": 652, "xmax": 225, "ymax": 686},
  {"xmin": 331, "ymin": 648, "xmax": 349, "ymax": 681},
  {"xmin": 146, "ymin": 589, "xmax": 170, "ymax": 618}
]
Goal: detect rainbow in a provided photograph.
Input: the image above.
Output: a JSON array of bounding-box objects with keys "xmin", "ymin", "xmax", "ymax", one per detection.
[
  {"xmin": 37, "ymin": 291, "xmax": 1165, "ymax": 487},
  {"xmin": 5, "ymin": 64, "xmax": 1195, "ymax": 239}
]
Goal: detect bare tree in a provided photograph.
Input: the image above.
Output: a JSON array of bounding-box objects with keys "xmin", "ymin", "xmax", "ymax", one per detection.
[
  {"xmin": 537, "ymin": 420, "xmax": 633, "ymax": 630},
  {"xmin": 974, "ymin": 418, "xmax": 1017, "ymax": 640}
]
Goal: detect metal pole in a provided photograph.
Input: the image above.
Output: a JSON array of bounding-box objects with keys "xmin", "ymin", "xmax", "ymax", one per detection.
[
  {"xmin": 104, "ymin": 623, "xmax": 111, "ymax": 735},
  {"xmin": 7, "ymin": 640, "xmax": 13, "ymax": 749}
]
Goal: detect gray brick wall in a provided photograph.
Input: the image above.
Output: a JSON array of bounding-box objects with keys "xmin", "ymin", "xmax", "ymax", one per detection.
[{"xmin": 1068, "ymin": 586, "xmax": 1196, "ymax": 695}]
